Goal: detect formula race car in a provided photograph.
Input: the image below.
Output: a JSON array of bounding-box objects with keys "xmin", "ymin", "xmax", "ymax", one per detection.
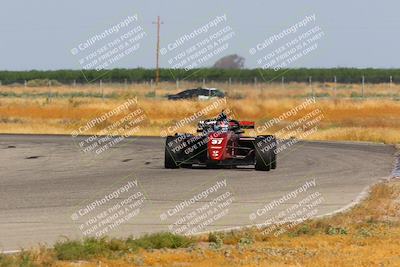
[{"xmin": 164, "ymin": 112, "xmax": 277, "ymax": 171}]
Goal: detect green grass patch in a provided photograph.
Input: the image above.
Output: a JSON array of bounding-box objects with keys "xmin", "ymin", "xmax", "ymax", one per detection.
[
  {"xmin": 326, "ymin": 226, "xmax": 348, "ymax": 235},
  {"xmin": 126, "ymin": 232, "xmax": 193, "ymax": 250},
  {"xmin": 0, "ymin": 254, "xmax": 15, "ymax": 267},
  {"xmin": 145, "ymin": 91, "xmax": 156, "ymax": 98},
  {"xmin": 0, "ymin": 250, "xmax": 52, "ymax": 267},
  {"xmin": 54, "ymin": 233, "xmax": 193, "ymax": 261},
  {"xmin": 288, "ymin": 224, "xmax": 317, "ymax": 237}
]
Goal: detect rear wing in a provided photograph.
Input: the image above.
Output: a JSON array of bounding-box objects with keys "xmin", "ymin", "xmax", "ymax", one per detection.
[{"xmin": 238, "ymin": 121, "xmax": 255, "ymax": 129}]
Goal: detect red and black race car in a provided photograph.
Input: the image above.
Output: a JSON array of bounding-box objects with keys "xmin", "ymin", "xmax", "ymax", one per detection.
[{"xmin": 164, "ymin": 112, "xmax": 277, "ymax": 171}]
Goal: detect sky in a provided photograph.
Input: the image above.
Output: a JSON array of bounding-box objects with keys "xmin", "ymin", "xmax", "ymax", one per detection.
[{"xmin": 0, "ymin": 0, "xmax": 399, "ymax": 70}]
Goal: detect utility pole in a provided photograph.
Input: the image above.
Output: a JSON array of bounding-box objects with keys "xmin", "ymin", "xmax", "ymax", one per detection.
[
  {"xmin": 361, "ymin": 75, "xmax": 365, "ymax": 98},
  {"xmin": 334, "ymin": 76, "xmax": 337, "ymax": 98},
  {"xmin": 152, "ymin": 16, "xmax": 163, "ymax": 85},
  {"xmin": 100, "ymin": 80, "xmax": 104, "ymax": 100}
]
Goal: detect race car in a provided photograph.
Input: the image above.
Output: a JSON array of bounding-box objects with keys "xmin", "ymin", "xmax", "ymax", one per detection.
[{"xmin": 164, "ymin": 112, "xmax": 277, "ymax": 171}]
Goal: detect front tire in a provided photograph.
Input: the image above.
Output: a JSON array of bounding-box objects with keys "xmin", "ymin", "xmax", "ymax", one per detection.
[
  {"xmin": 270, "ymin": 136, "xmax": 277, "ymax": 169},
  {"xmin": 165, "ymin": 136, "xmax": 179, "ymax": 169}
]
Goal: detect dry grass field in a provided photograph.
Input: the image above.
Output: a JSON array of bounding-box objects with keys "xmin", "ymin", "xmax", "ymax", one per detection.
[
  {"xmin": 0, "ymin": 82, "xmax": 399, "ymax": 144},
  {"xmin": 1, "ymin": 82, "xmax": 399, "ymax": 266}
]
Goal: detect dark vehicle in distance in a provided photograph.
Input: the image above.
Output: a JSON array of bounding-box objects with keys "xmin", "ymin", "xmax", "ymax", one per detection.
[{"xmin": 167, "ymin": 87, "xmax": 225, "ymax": 100}]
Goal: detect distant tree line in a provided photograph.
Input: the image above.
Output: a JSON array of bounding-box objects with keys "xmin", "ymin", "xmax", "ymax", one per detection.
[{"xmin": 0, "ymin": 68, "xmax": 399, "ymax": 85}]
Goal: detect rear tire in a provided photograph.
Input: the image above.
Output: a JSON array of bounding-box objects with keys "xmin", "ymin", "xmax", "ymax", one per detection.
[
  {"xmin": 165, "ymin": 136, "xmax": 179, "ymax": 169},
  {"xmin": 255, "ymin": 135, "xmax": 274, "ymax": 171},
  {"xmin": 270, "ymin": 137, "xmax": 277, "ymax": 169}
]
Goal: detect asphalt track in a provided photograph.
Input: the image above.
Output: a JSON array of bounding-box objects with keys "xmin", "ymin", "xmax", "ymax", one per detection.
[{"xmin": 0, "ymin": 134, "xmax": 396, "ymax": 251}]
